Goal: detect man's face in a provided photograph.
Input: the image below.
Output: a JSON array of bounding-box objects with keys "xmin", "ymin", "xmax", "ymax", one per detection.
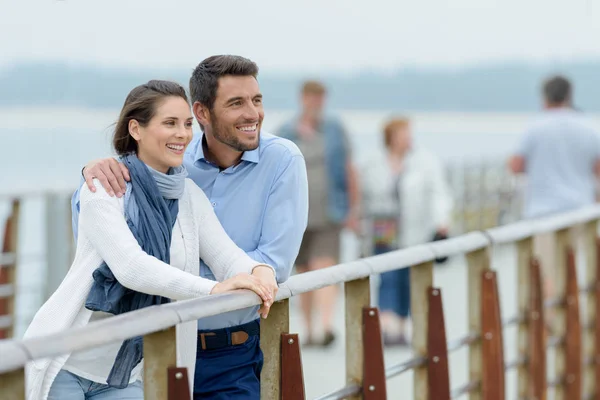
[
  {"xmin": 302, "ymin": 92, "xmax": 325, "ymax": 119},
  {"xmin": 206, "ymin": 75, "xmax": 264, "ymax": 152}
]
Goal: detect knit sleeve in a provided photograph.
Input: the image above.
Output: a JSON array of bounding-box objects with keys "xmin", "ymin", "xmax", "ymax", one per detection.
[
  {"xmin": 187, "ymin": 182, "xmax": 272, "ymax": 281},
  {"xmin": 79, "ymin": 180, "xmax": 218, "ymax": 298}
]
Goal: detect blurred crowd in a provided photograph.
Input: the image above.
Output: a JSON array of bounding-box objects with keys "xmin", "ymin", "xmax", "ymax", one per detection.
[{"xmin": 281, "ymin": 75, "xmax": 600, "ymax": 347}]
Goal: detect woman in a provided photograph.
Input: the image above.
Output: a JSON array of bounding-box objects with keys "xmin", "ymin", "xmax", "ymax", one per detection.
[
  {"xmin": 24, "ymin": 80, "xmax": 274, "ymax": 399},
  {"xmin": 360, "ymin": 117, "xmax": 453, "ymax": 346}
]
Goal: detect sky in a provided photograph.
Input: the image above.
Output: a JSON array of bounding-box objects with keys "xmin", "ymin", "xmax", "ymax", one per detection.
[{"xmin": 1, "ymin": 0, "xmax": 599, "ymax": 73}]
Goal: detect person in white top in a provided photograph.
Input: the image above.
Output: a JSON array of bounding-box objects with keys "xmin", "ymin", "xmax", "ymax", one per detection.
[
  {"xmin": 360, "ymin": 117, "xmax": 453, "ymax": 345},
  {"xmin": 23, "ymin": 80, "xmax": 275, "ymax": 400}
]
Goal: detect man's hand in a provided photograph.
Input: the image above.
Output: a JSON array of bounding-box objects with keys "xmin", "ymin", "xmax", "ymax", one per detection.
[
  {"xmin": 252, "ymin": 265, "xmax": 278, "ymax": 319},
  {"xmin": 84, "ymin": 158, "xmax": 130, "ymax": 197}
]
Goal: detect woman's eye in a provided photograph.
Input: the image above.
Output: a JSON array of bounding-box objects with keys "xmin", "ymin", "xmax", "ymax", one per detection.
[
  {"xmin": 185, "ymin": 121, "xmax": 193, "ymax": 128},
  {"xmin": 165, "ymin": 121, "xmax": 175, "ymax": 126}
]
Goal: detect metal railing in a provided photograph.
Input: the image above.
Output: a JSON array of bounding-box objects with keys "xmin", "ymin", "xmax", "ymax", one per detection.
[{"xmin": 1, "ymin": 200, "xmax": 600, "ymax": 399}]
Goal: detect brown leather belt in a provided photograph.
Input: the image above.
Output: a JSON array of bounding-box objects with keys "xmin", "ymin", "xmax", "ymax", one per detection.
[{"xmin": 197, "ymin": 320, "xmax": 259, "ymax": 351}]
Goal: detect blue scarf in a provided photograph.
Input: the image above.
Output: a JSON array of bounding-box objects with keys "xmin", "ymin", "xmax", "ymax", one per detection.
[{"xmin": 85, "ymin": 153, "xmax": 187, "ymax": 388}]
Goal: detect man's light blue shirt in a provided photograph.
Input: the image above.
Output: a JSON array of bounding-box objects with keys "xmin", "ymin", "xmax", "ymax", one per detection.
[{"xmin": 71, "ymin": 131, "xmax": 308, "ymax": 330}]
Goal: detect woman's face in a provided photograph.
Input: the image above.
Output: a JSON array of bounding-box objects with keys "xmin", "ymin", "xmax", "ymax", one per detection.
[
  {"xmin": 130, "ymin": 96, "xmax": 194, "ymax": 173},
  {"xmin": 389, "ymin": 126, "xmax": 412, "ymax": 154}
]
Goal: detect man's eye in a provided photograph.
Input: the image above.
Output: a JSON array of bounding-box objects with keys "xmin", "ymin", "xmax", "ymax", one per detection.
[
  {"xmin": 254, "ymin": 98, "xmax": 262, "ymax": 104},
  {"xmin": 232, "ymin": 101, "xmax": 242, "ymax": 106}
]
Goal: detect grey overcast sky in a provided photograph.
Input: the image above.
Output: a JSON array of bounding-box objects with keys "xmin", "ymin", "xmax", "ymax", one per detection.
[{"xmin": 1, "ymin": 0, "xmax": 599, "ymax": 73}]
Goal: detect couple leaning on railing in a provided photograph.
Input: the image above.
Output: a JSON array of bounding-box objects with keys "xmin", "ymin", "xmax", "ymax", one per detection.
[{"xmin": 17, "ymin": 55, "xmax": 310, "ymax": 400}]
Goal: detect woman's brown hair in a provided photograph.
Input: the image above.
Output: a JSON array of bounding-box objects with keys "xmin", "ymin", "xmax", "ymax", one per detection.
[
  {"xmin": 383, "ymin": 118, "xmax": 410, "ymax": 148},
  {"xmin": 113, "ymin": 80, "xmax": 189, "ymax": 156}
]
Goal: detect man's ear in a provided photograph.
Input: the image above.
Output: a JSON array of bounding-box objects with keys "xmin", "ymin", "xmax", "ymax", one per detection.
[
  {"xmin": 128, "ymin": 119, "xmax": 141, "ymax": 141},
  {"xmin": 193, "ymin": 102, "xmax": 210, "ymax": 128}
]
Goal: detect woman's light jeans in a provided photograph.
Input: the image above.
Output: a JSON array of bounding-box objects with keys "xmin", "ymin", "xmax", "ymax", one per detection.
[{"xmin": 48, "ymin": 370, "xmax": 143, "ymax": 399}]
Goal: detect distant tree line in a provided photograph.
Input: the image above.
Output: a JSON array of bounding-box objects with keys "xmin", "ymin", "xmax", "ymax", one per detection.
[{"xmin": 2, "ymin": 61, "xmax": 600, "ymax": 112}]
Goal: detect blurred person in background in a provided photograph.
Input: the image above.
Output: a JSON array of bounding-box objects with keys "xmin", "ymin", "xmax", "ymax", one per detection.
[
  {"xmin": 508, "ymin": 75, "xmax": 600, "ymax": 301},
  {"xmin": 360, "ymin": 117, "xmax": 453, "ymax": 346},
  {"xmin": 277, "ymin": 80, "xmax": 360, "ymax": 347}
]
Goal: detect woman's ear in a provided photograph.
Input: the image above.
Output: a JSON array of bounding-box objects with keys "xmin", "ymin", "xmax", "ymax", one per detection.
[
  {"xmin": 193, "ymin": 101, "xmax": 210, "ymax": 128},
  {"xmin": 128, "ymin": 119, "xmax": 141, "ymax": 141}
]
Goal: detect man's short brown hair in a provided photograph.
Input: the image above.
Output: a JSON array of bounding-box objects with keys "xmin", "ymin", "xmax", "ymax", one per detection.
[
  {"xmin": 301, "ymin": 80, "xmax": 326, "ymax": 95},
  {"xmin": 383, "ymin": 118, "xmax": 410, "ymax": 148}
]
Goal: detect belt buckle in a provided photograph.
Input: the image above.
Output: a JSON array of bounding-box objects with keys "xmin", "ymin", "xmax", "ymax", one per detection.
[
  {"xmin": 199, "ymin": 332, "xmax": 216, "ymax": 350},
  {"xmin": 231, "ymin": 331, "xmax": 250, "ymax": 346}
]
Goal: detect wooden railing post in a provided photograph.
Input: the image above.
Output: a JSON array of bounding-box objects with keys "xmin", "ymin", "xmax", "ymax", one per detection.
[
  {"xmin": 528, "ymin": 257, "xmax": 546, "ymax": 400},
  {"xmin": 466, "ymin": 248, "xmax": 490, "ymax": 400},
  {"xmin": 0, "ymin": 199, "xmax": 20, "ymax": 339},
  {"xmin": 260, "ymin": 298, "xmax": 290, "ymax": 399},
  {"xmin": 582, "ymin": 221, "xmax": 598, "ymax": 399},
  {"xmin": 480, "ymin": 270, "xmax": 505, "ymax": 400},
  {"xmin": 280, "ymin": 332, "xmax": 305, "ymax": 400},
  {"xmin": 427, "ymin": 287, "xmax": 450, "ymax": 400},
  {"xmin": 345, "ymin": 277, "xmax": 371, "ymax": 400},
  {"xmin": 144, "ymin": 327, "xmax": 178, "ymax": 400},
  {"xmin": 411, "ymin": 261, "xmax": 434, "ymax": 400},
  {"xmin": 564, "ymin": 246, "xmax": 582, "ymax": 399},
  {"xmin": 553, "ymin": 228, "xmax": 570, "ymax": 400},
  {"xmin": 516, "ymin": 238, "xmax": 533, "ymax": 398},
  {"xmin": 0, "ymin": 369, "xmax": 25, "ymax": 400}
]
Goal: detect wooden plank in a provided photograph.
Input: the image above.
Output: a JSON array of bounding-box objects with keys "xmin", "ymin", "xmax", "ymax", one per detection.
[
  {"xmin": 480, "ymin": 270, "xmax": 505, "ymax": 400},
  {"xmin": 528, "ymin": 257, "xmax": 547, "ymax": 400},
  {"xmin": 553, "ymin": 229, "xmax": 570, "ymax": 400},
  {"xmin": 144, "ymin": 326, "xmax": 177, "ymax": 400},
  {"xmin": 516, "ymin": 238, "xmax": 533, "ymax": 399},
  {"xmin": 0, "ymin": 199, "xmax": 19, "ymax": 339},
  {"xmin": 261, "ymin": 299, "xmax": 290, "ymax": 400},
  {"xmin": 281, "ymin": 333, "xmax": 305, "ymax": 400},
  {"xmin": 582, "ymin": 221, "xmax": 598, "ymax": 399},
  {"xmin": 427, "ymin": 287, "xmax": 450, "ymax": 400},
  {"xmin": 345, "ymin": 278, "xmax": 371, "ymax": 400},
  {"xmin": 467, "ymin": 248, "xmax": 490, "ymax": 400},
  {"xmin": 0, "ymin": 368, "xmax": 25, "ymax": 400},
  {"xmin": 565, "ymin": 246, "xmax": 582, "ymax": 400},
  {"xmin": 167, "ymin": 367, "xmax": 190, "ymax": 400},
  {"xmin": 362, "ymin": 307, "xmax": 387, "ymax": 400},
  {"xmin": 411, "ymin": 262, "xmax": 434, "ymax": 400}
]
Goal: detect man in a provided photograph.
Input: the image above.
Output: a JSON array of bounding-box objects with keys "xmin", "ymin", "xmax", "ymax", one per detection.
[
  {"xmin": 72, "ymin": 55, "xmax": 308, "ymax": 398},
  {"xmin": 508, "ymin": 75, "xmax": 600, "ymax": 299},
  {"xmin": 277, "ymin": 80, "xmax": 359, "ymax": 347}
]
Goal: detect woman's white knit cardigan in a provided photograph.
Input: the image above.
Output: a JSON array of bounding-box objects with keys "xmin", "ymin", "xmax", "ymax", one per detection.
[{"xmin": 23, "ymin": 179, "xmax": 264, "ymax": 400}]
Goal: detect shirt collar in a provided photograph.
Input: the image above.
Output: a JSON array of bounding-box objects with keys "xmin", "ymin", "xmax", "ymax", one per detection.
[{"xmin": 194, "ymin": 133, "xmax": 260, "ymax": 165}]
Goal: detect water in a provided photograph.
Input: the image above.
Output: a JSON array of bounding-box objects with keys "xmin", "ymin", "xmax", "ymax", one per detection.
[{"xmin": 6, "ymin": 107, "xmax": 600, "ymax": 192}]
